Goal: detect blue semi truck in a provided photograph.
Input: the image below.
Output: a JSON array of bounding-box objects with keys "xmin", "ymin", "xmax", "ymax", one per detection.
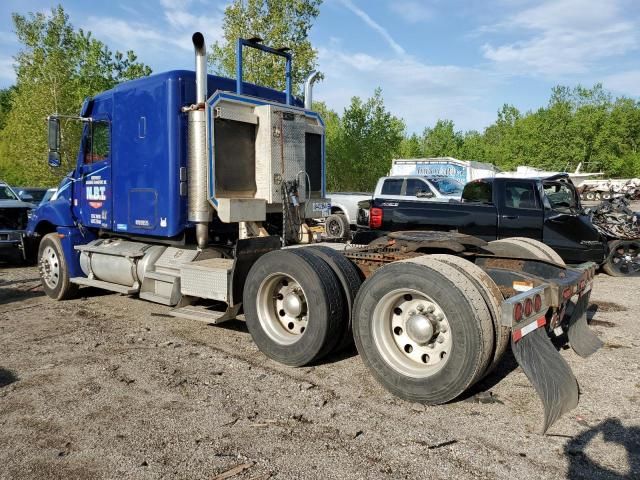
[{"xmin": 27, "ymin": 32, "xmax": 602, "ymax": 433}]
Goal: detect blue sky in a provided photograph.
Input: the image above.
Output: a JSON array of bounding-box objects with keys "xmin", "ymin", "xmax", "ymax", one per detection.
[{"xmin": 1, "ymin": 0, "xmax": 639, "ymax": 133}]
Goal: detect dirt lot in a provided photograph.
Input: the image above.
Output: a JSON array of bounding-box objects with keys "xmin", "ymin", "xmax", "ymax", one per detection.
[{"xmin": 1, "ymin": 261, "xmax": 639, "ymax": 480}]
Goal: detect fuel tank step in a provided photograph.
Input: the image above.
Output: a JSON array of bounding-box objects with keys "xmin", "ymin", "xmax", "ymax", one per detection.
[{"xmin": 70, "ymin": 277, "xmax": 138, "ymax": 295}]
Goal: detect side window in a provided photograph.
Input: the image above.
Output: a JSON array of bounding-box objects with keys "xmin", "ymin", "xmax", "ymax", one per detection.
[
  {"xmin": 381, "ymin": 178, "xmax": 403, "ymax": 195},
  {"xmin": 462, "ymin": 180, "xmax": 492, "ymax": 203},
  {"xmin": 543, "ymin": 182, "xmax": 577, "ymax": 211},
  {"xmin": 504, "ymin": 181, "xmax": 538, "ymax": 209},
  {"xmin": 405, "ymin": 178, "xmax": 431, "ymax": 197},
  {"xmin": 84, "ymin": 121, "xmax": 110, "ymax": 164}
]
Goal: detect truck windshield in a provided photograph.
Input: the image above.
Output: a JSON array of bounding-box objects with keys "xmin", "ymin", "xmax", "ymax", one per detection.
[
  {"xmin": 0, "ymin": 185, "xmax": 19, "ymax": 200},
  {"xmin": 429, "ymin": 177, "xmax": 464, "ymax": 196},
  {"xmin": 543, "ymin": 182, "xmax": 578, "ymax": 211}
]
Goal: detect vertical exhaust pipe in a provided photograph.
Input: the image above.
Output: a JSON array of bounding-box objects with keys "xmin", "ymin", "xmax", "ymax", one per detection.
[
  {"xmin": 188, "ymin": 32, "xmax": 210, "ymax": 249},
  {"xmin": 304, "ymin": 70, "xmax": 320, "ymax": 110},
  {"xmin": 193, "ymin": 32, "xmax": 207, "ymax": 104}
]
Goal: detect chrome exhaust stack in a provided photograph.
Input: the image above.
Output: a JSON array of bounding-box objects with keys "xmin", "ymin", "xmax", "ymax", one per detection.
[
  {"xmin": 304, "ymin": 70, "xmax": 320, "ymax": 110},
  {"xmin": 188, "ymin": 32, "xmax": 211, "ymax": 249}
]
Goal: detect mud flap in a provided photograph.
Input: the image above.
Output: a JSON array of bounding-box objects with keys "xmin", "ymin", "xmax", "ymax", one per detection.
[
  {"xmin": 567, "ymin": 291, "xmax": 603, "ymax": 358},
  {"xmin": 511, "ymin": 328, "xmax": 579, "ymax": 434}
]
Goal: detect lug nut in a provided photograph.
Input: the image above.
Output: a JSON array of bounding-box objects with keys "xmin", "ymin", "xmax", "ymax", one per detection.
[
  {"xmin": 426, "ymin": 305, "xmax": 435, "ymax": 313},
  {"xmin": 436, "ymin": 313, "xmax": 444, "ymax": 321},
  {"xmin": 437, "ymin": 335, "xmax": 444, "ymax": 344},
  {"xmin": 417, "ymin": 305, "xmax": 424, "ymax": 312},
  {"xmin": 439, "ymin": 324, "xmax": 448, "ymax": 333}
]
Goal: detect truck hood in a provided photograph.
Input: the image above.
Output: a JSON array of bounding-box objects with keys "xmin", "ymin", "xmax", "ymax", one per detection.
[{"xmin": 0, "ymin": 199, "xmax": 36, "ymax": 209}]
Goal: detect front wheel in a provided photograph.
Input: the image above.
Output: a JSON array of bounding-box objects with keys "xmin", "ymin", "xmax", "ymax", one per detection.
[
  {"xmin": 602, "ymin": 240, "xmax": 640, "ymax": 277},
  {"xmin": 38, "ymin": 233, "xmax": 78, "ymax": 300}
]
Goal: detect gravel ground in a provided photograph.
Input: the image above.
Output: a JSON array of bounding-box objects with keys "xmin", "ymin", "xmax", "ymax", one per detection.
[{"xmin": 0, "ymin": 261, "xmax": 639, "ymax": 480}]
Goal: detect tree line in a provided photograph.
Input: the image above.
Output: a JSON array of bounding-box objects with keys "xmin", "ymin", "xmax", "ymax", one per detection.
[{"xmin": 1, "ymin": 3, "xmax": 639, "ymax": 193}]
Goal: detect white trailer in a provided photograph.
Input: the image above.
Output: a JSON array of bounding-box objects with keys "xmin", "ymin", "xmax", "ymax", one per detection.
[{"xmin": 390, "ymin": 157, "xmax": 499, "ymax": 184}]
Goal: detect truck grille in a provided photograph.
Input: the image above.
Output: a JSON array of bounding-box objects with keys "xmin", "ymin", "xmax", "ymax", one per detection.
[{"xmin": 0, "ymin": 208, "xmax": 28, "ymax": 230}]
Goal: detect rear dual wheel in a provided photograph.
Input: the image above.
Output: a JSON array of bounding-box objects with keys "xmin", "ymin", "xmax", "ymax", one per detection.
[
  {"xmin": 353, "ymin": 256, "xmax": 496, "ymax": 404},
  {"xmin": 243, "ymin": 248, "xmax": 361, "ymax": 366}
]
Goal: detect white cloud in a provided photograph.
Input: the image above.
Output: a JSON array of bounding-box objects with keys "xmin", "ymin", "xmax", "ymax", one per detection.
[
  {"xmin": 82, "ymin": 1, "xmax": 223, "ymax": 72},
  {"xmin": 481, "ymin": 0, "xmax": 639, "ymax": 76},
  {"xmin": 389, "ymin": 1, "xmax": 433, "ymax": 24},
  {"xmin": 315, "ymin": 46, "xmax": 501, "ymax": 132},
  {"xmin": 340, "ymin": 0, "xmax": 406, "ymax": 55},
  {"xmin": 604, "ymin": 70, "xmax": 640, "ymax": 97},
  {"xmin": 85, "ymin": 17, "xmax": 187, "ymax": 51},
  {"xmin": 0, "ymin": 57, "xmax": 15, "ymax": 83}
]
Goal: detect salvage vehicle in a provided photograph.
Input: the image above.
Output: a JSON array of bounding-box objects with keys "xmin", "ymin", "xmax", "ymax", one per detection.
[
  {"xmin": 357, "ymin": 174, "xmax": 639, "ymax": 276},
  {"xmin": 0, "ymin": 181, "xmax": 34, "ymax": 261},
  {"xmin": 27, "ymin": 33, "xmax": 601, "ymax": 433}
]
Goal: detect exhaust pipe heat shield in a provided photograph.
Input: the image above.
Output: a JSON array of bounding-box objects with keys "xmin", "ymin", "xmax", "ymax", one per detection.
[{"xmin": 511, "ymin": 328, "xmax": 579, "ymax": 434}]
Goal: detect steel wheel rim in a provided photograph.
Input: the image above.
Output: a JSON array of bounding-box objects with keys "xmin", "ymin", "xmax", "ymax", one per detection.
[
  {"xmin": 611, "ymin": 241, "xmax": 640, "ymax": 275},
  {"xmin": 40, "ymin": 245, "xmax": 60, "ymax": 289},
  {"xmin": 256, "ymin": 272, "xmax": 309, "ymax": 345},
  {"xmin": 326, "ymin": 218, "xmax": 342, "ymax": 237},
  {"xmin": 372, "ymin": 288, "xmax": 452, "ymax": 378}
]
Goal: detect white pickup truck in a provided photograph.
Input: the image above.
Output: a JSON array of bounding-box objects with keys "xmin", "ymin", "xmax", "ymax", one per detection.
[
  {"xmin": 325, "ymin": 192, "xmax": 372, "ymax": 239},
  {"xmin": 373, "ymin": 175, "xmax": 464, "ymax": 201}
]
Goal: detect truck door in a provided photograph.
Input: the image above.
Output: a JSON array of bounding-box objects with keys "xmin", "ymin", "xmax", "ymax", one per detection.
[
  {"xmin": 497, "ymin": 180, "xmax": 543, "ymax": 240},
  {"xmin": 541, "ymin": 181, "xmax": 606, "ymax": 264},
  {"xmin": 74, "ymin": 117, "xmax": 112, "ymax": 230}
]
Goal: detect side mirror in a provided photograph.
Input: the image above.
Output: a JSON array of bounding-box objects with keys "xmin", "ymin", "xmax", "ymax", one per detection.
[
  {"xmin": 19, "ymin": 192, "xmax": 33, "ymax": 201},
  {"xmin": 48, "ymin": 150, "xmax": 61, "ymax": 167},
  {"xmin": 416, "ymin": 190, "xmax": 434, "ymax": 198},
  {"xmin": 47, "ymin": 116, "xmax": 61, "ymax": 167}
]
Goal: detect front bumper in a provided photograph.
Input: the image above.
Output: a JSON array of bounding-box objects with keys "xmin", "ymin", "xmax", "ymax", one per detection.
[{"xmin": 0, "ymin": 230, "xmax": 26, "ymax": 246}]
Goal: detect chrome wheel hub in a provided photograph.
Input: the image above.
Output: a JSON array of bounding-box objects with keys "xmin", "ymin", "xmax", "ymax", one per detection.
[
  {"xmin": 405, "ymin": 314, "xmax": 436, "ymax": 344},
  {"xmin": 40, "ymin": 245, "xmax": 60, "ymax": 290},
  {"xmin": 372, "ymin": 289, "xmax": 453, "ymax": 378},
  {"xmin": 256, "ymin": 273, "xmax": 309, "ymax": 345}
]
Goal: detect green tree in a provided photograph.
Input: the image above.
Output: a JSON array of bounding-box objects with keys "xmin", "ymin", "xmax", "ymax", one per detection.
[
  {"xmin": 422, "ymin": 120, "xmax": 463, "ymax": 158},
  {"xmin": 0, "ymin": 86, "xmax": 15, "ymax": 131},
  {"xmin": 398, "ymin": 133, "xmax": 423, "ymax": 158},
  {"xmin": 326, "ymin": 89, "xmax": 405, "ymax": 191},
  {"xmin": 210, "ymin": 0, "xmax": 322, "ymax": 95},
  {"xmin": 0, "ymin": 5, "xmax": 151, "ymax": 186}
]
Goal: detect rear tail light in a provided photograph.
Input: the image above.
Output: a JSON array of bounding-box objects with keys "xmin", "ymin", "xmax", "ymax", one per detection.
[
  {"xmin": 513, "ymin": 302, "xmax": 523, "ymax": 322},
  {"xmin": 524, "ymin": 298, "xmax": 533, "ymax": 316},
  {"xmin": 534, "ymin": 294, "xmax": 542, "ymax": 312},
  {"xmin": 369, "ymin": 207, "xmax": 383, "ymax": 229}
]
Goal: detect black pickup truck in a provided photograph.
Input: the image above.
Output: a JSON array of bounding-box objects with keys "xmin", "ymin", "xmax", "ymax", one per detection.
[{"xmin": 356, "ymin": 174, "xmax": 639, "ymax": 276}]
